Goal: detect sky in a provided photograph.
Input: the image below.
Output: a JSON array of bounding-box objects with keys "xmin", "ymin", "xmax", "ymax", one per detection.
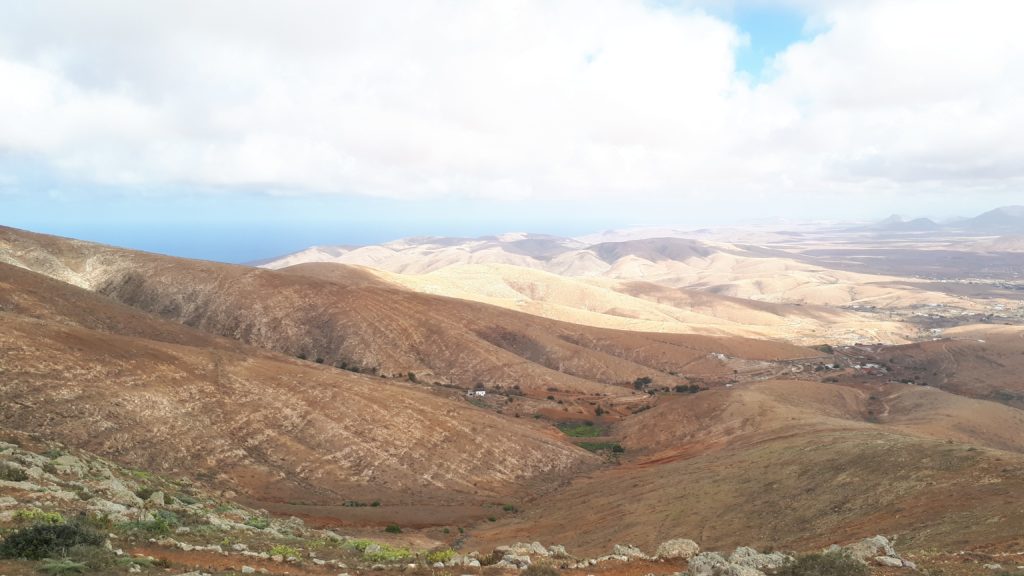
[{"xmin": 2, "ymin": 0, "xmax": 1023, "ymax": 262}]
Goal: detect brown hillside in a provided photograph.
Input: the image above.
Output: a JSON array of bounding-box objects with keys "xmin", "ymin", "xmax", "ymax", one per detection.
[
  {"xmin": 471, "ymin": 379, "xmax": 1024, "ymax": 555},
  {"xmin": 0, "ymin": 262, "xmax": 597, "ymax": 522},
  {"xmin": 0, "ymin": 226, "xmax": 818, "ymax": 402}
]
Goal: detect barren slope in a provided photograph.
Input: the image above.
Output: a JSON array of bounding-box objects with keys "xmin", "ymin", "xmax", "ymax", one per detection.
[
  {"xmin": 0, "ymin": 262, "xmax": 598, "ymax": 520},
  {"xmin": 471, "ymin": 379, "xmax": 1024, "ymax": 555},
  {"xmin": 365, "ymin": 263, "xmax": 913, "ymax": 345},
  {"xmin": 0, "ymin": 227, "xmax": 818, "ymax": 402}
]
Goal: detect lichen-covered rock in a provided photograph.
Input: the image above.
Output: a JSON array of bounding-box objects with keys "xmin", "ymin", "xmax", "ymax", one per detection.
[
  {"xmin": 688, "ymin": 552, "xmax": 730, "ymax": 576},
  {"xmin": 844, "ymin": 535, "xmax": 897, "ymax": 563},
  {"xmin": 612, "ymin": 544, "xmax": 647, "ymax": 559},
  {"xmin": 656, "ymin": 538, "xmax": 700, "ymax": 560},
  {"xmin": 728, "ymin": 547, "xmax": 791, "ymax": 570}
]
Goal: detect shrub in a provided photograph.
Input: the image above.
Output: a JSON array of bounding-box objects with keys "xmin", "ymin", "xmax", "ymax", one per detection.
[
  {"xmin": 134, "ymin": 487, "xmax": 156, "ymax": 500},
  {"xmin": 384, "ymin": 524, "xmax": 402, "ymax": 534},
  {"xmin": 37, "ymin": 559, "xmax": 88, "ymax": 575},
  {"xmin": 0, "ymin": 464, "xmax": 29, "ymax": 482},
  {"xmin": 371, "ymin": 500, "xmax": 381, "ymax": 507},
  {"xmin": 0, "ymin": 523, "xmax": 104, "ymax": 560},
  {"xmin": 502, "ymin": 504, "xmax": 518, "ymax": 513},
  {"xmin": 244, "ymin": 515, "xmax": 270, "ymax": 529},
  {"xmin": 577, "ymin": 442, "xmax": 623, "ymax": 454},
  {"xmin": 426, "ymin": 549, "xmax": 457, "ymax": 564},
  {"xmin": 363, "ymin": 543, "xmax": 413, "ymax": 563},
  {"xmin": 347, "ymin": 539, "xmax": 375, "ymax": 552},
  {"xmin": 557, "ymin": 423, "xmax": 603, "ymax": 437},
  {"xmin": 522, "ymin": 563, "xmax": 559, "ymax": 576},
  {"xmin": 64, "ymin": 543, "xmax": 119, "ymax": 571},
  {"xmin": 123, "ymin": 510, "xmax": 179, "ymax": 535},
  {"xmin": 14, "ymin": 508, "xmax": 65, "ymax": 525},
  {"xmin": 633, "ymin": 376, "xmax": 653, "ymax": 390},
  {"xmin": 772, "ymin": 551, "xmax": 869, "ymax": 576},
  {"xmin": 269, "ymin": 544, "xmax": 301, "ymax": 558}
]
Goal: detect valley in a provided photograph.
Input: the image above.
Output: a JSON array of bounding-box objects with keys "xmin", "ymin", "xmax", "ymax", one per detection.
[{"xmin": 3, "ymin": 216, "xmax": 1024, "ymax": 576}]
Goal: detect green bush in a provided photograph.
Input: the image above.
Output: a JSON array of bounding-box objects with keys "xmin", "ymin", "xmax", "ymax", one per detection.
[
  {"xmin": 363, "ymin": 543, "xmax": 412, "ymax": 563},
  {"xmin": 557, "ymin": 423, "xmax": 603, "ymax": 437},
  {"xmin": 244, "ymin": 515, "xmax": 270, "ymax": 529},
  {"xmin": 0, "ymin": 523, "xmax": 104, "ymax": 560},
  {"xmin": 349, "ymin": 540, "xmax": 413, "ymax": 562},
  {"xmin": 577, "ymin": 442, "xmax": 624, "ymax": 453},
  {"xmin": 384, "ymin": 524, "xmax": 402, "ymax": 533},
  {"xmin": 772, "ymin": 551, "xmax": 869, "ymax": 576},
  {"xmin": 14, "ymin": 508, "xmax": 65, "ymax": 525},
  {"xmin": 426, "ymin": 549, "xmax": 456, "ymax": 564},
  {"xmin": 37, "ymin": 559, "xmax": 88, "ymax": 575},
  {"xmin": 269, "ymin": 544, "xmax": 300, "ymax": 558}
]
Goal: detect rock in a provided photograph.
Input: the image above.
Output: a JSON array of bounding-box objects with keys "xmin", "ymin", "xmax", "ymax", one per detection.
[
  {"xmin": 147, "ymin": 491, "xmax": 166, "ymax": 506},
  {"xmin": 51, "ymin": 455, "xmax": 89, "ymax": 477},
  {"xmin": 729, "ymin": 547, "xmax": 791, "ymax": 570},
  {"xmin": 232, "ymin": 543, "xmax": 249, "ymax": 551},
  {"xmin": 0, "ymin": 496, "xmax": 17, "ymax": 507},
  {"xmin": 467, "ymin": 559, "xmax": 481, "ymax": 567},
  {"xmin": 875, "ymin": 556, "xmax": 904, "ymax": 568},
  {"xmin": 612, "ymin": 544, "xmax": 647, "ymax": 559},
  {"xmin": 984, "ymin": 564, "xmax": 1002, "ymax": 570},
  {"xmin": 95, "ymin": 476, "xmax": 143, "ymax": 507},
  {"xmin": 657, "ymin": 539, "xmax": 700, "ymax": 560},
  {"xmin": 501, "ymin": 554, "xmax": 533, "ymax": 567},
  {"xmin": 508, "ymin": 542, "xmax": 549, "ymax": 556},
  {"xmin": 241, "ymin": 568, "xmax": 256, "ymax": 575},
  {"xmin": 271, "ymin": 555, "xmax": 284, "ymax": 562},
  {"xmin": 844, "ymin": 535, "xmax": 897, "ymax": 563},
  {"xmin": 128, "ymin": 563, "xmax": 142, "ymax": 573},
  {"xmin": 433, "ymin": 562, "xmax": 445, "ymax": 568},
  {"xmin": 548, "ymin": 544, "xmax": 570, "ymax": 559},
  {"xmin": 688, "ymin": 552, "xmax": 729, "ymax": 576}
]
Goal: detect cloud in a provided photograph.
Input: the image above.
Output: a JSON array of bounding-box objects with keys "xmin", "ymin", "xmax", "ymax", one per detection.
[{"xmin": 0, "ymin": 0, "xmax": 1022, "ymax": 205}]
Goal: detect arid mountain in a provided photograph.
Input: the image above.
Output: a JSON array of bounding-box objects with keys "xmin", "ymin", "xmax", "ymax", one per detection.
[
  {"xmin": 0, "ymin": 261, "xmax": 598, "ymax": 518},
  {"xmin": 957, "ymin": 205, "xmax": 1024, "ymax": 233},
  {"xmin": 4, "ymin": 224, "xmax": 1024, "ymax": 565},
  {"xmin": 258, "ymin": 230, "xmax": 991, "ymax": 345},
  {"xmin": 363, "ymin": 262, "xmax": 914, "ymax": 345},
  {"xmin": 0, "ymin": 226, "xmax": 817, "ymax": 403}
]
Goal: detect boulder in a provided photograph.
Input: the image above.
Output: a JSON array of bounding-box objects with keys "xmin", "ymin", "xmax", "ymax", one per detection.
[
  {"xmin": 612, "ymin": 544, "xmax": 647, "ymax": 559},
  {"xmin": 728, "ymin": 547, "xmax": 791, "ymax": 570},
  {"xmin": 844, "ymin": 535, "xmax": 897, "ymax": 563},
  {"xmin": 548, "ymin": 544, "xmax": 571, "ymax": 559},
  {"xmin": 688, "ymin": 552, "xmax": 767, "ymax": 576},
  {"xmin": 688, "ymin": 552, "xmax": 729, "ymax": 576},
  {"xmin": 657, "ymin": 539, "xmax": 700, "ymax": 560},
  {"xmin": 51, "ymin": 455, "xmax": 89, "ymax": 477},
  {"xmin": 875, "ymin": 556, "xmax": 904, "ymax": 568}
]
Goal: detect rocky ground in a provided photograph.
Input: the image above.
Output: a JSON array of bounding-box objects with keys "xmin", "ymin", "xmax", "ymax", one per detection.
[{"xmin": 4, "ymin": 432, "xmax": 1022, "ymax": 576}]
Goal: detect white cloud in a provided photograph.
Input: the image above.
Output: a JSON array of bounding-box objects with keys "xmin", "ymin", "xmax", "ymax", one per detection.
[{"xmin": 0, "ymin": 0, "xmax": 1022, "ymax": 204}]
